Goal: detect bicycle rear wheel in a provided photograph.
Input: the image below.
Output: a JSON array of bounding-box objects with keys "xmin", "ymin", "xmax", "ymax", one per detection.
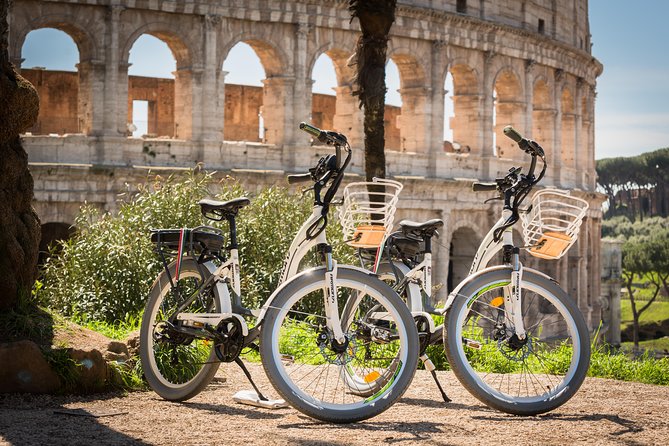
[
  {"xmin": 444, "ymin": 267, "xmax": 590, "ymax": 415},
  {"xmin": 260, "ymin": 266, "xmax": 419, "ymax": 423},
  {"xmin": 140, "ymin": 258, "xmax": 222, "ymax": 401}
]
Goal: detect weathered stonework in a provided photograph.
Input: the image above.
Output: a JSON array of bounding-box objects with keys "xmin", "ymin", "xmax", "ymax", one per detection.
[{"xmin": 9, "ymin": 0, "xmax": 605, "ymax": 331}]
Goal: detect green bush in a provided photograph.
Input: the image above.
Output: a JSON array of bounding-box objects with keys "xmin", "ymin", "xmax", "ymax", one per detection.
[{"xmin": 39, "ymin": 170, "xmax": 354, "ymax": 323}]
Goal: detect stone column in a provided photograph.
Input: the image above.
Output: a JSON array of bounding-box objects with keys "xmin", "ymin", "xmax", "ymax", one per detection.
[
  {"xmin": 524, "ymin": 59, "xmax": 535, "ymax": 138},
  {"xmin": 481, "ymin": 50, "xmax": 495, "ymax": 160},
  {"xmin": 292, "ymin": 23, "xmax": 311, "ymax": 137},
  {"xmin": 428, "ymin": 40, "xmax": 446, "ymax": 176},
  {"xmin": 199, "ymin": 15, "xmax": 222, "ymax": 142},
  {"xmin": 103, "ymin": 4, "xmax": 124, "ymax": 137},
  {"xmin": 173, "ymin": 66, "xmax": 199, "ymax": 140},
  {"xmin": 574, "ymin": 78, "xmax": 584, "ymax": 188},
  {"xmin": 600, "ymin": 238, "xmax": 623, "ymax": 346},
  {"xmin": 397, "ymin": 86, "xmax": 431, "ymax": 152},
  {"xmin": 76, "ymin": 59, "xmax": 106, "ymax": 135},
  {"xmin": 552, "ymin": 68, "xmax": 563, "ymax": 186},
  {"xmin": 262, "ymin": 76, "xmax": 295, "ymax": 146},
  {"xmin": 332, "ymin": 84, "xmax": 364, "ymax": 147}
]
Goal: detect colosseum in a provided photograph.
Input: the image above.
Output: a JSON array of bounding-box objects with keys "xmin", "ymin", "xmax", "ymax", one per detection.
[{"xmin": 9, "ymin": 0, "xmax": 605, "ymax": 330}]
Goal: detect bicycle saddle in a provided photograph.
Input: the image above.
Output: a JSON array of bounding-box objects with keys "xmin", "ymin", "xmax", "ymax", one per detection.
[
  {"xmin": 398, "ymin": 219, "xmax": 444, "ymax": 236},
  {"xmin": 199, "ymin": 197, "xmax": 251, "ymax": 217}
]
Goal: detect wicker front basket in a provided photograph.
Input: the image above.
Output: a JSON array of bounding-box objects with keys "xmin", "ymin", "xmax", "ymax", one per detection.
[
  {"xmin": 339, "ymin": 178, "xmax": 403, "ymax": 248},
  {"xmin": 521, "ymin": 189, "xmax": 589, "ymax": 259}
]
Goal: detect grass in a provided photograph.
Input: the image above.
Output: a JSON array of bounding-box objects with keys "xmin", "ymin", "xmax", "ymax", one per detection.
[
  {"xmin": 622, "ymin": 337, "xmax": 669, "ymax": 351},
  {"xmin": 77, "ymin": 313, "xmax": 141, "ymax": 340},
  {"xmin": 621, "ymin": 300, "xmax": 669, "ymax": 330}
]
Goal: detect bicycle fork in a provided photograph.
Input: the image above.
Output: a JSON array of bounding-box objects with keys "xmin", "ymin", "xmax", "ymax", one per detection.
[
  {"xmin": 504, "ymin": 248, "xmax": 526, "ymax": 340},
  {"xmin": 323, "ymin": 249, "xmax": 346, "ymax": 344}
]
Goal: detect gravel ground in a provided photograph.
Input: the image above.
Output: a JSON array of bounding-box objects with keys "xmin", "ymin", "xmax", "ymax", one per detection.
[{"xmin": 1, "ymin": 363, "xmax": 668, "ymax": 446}]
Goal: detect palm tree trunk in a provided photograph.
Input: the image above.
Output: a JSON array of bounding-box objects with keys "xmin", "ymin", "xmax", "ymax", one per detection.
[{"xmin": 349, "ymin": 0, "xmax": 397, "ymax": 182}]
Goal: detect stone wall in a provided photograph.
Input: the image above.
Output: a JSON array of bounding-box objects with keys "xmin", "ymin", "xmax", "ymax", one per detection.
[{"xmin": 11, "ymin": 0, "xmax": 606, "ymax": 332}]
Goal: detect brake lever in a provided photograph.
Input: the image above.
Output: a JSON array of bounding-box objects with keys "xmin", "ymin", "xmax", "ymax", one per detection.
[{"xmin": 484, "ymin": 196, "xmax": 504, "ymax": 204}]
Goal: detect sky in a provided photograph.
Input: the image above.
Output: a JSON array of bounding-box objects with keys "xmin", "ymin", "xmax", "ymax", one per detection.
[{"xmin": 19, "ymin": 0, "xmax": 669, "ymax": 159}]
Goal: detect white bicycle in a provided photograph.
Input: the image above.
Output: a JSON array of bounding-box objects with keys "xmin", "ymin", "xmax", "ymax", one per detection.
[
  {"xmin": 139, "ymin": 123, "xmax": 419, "ymax": 423},
  {"xmin": 343, "ymin": 126, "xmax": 591, "ymax": 415}
]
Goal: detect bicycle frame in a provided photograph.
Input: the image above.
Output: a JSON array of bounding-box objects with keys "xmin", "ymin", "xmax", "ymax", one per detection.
[{"xmin": 390, "ymin": 207, "xmax": 528, "ymax": 339}]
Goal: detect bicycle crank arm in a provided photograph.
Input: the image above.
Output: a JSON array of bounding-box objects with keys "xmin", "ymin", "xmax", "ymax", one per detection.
[{"xmin": 176, "ymin": 313, "xmax": 249, "ymax": 336}]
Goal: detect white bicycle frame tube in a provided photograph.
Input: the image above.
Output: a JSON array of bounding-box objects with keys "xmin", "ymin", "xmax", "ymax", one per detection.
[{"xmin": 208, "ymin": 205, "xmax": 345, "ymax": 341}]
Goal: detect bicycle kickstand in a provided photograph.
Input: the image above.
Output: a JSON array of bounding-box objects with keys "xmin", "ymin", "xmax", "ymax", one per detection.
[
  {"xmin": 234, "ymin": 357, "xmax": 269, "ymax": 401},
  {"xmin": 420, "ymin": 353, "xmax": 451, "ymax": 403}
]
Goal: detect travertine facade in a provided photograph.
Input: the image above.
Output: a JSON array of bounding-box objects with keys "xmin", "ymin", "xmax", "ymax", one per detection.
[{"xmin": 10, "ymin": 0, "xmax": 605, "ymax": 330}]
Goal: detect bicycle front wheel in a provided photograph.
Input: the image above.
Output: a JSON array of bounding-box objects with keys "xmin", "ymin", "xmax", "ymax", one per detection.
[
  {"xmin": 444, "ymin": 267, "xmax": 590, "ymax": 415},
  {"xmin": 260, "ymin": 266, "xmax": 419, "ymax": 423},
  {"xmin": 140, "ymin": 258, "xmax": 222, "ymax": 401}
]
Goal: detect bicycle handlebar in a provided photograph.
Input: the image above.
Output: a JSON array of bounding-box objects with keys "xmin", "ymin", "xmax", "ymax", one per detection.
[
  {"xmin": 287, "ymin": 173, "xmax": 312, "ymax": 184},
  {"xmin": 472, "ymin": 182, "xmax": 497, "ymax": 192}
]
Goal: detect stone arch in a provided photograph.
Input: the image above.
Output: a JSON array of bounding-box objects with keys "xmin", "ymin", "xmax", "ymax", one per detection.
[
  {"xmin": 448, "ymin": 62, "xmax": 481, "ymax": 154},
  {"xmin": 121, "ymin": 23, "xmax": 194, "ymax": 69},
  {"xmin": 219, "ymin": 34, "xmax": 289, "ymax": 79},
  {"xmin": 219, "ymin": 34, "xmax": 291, "ymax": 144},
  {"xmin": 121, "ymin": 24, "xmax": 196, "ymax": 139},
  {"xmin": 12, "ymin": 15, "xmax": 98, "ymax": 64},
  {"xmin": 561, "ymin": 87, "xmax": 576, "ymax": 168},
  {"xmin": 16, "ymin": 16, "xmax": 102, "ymax": 136},
  {"xmin": 447, "ymin": 224, "xmax": 484, "ymax": 292},
  {"xmin": 493, "ymin": 67, "xmax": 524, "ymax": 158},
  {"xmin": 308, "ymin": 45, "xmax": 357, "ymax": 136}
]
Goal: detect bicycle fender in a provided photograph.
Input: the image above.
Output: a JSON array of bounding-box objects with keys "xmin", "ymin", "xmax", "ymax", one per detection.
[{"xmin": 441, "ymin": 265, "xmax": 557, "ymax": 313}]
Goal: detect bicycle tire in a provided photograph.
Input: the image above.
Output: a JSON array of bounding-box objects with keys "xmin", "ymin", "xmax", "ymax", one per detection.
[
  {"xmin": 140, "ymin": 258, "xmax": 222, "ymax": 401},
  {"xmin": 444, "ymin": 267, "xmax": 590, "ymax": 415},
  {"xmin": 260, "ymin": 266, "xmax": 419, "ymax": 423}
]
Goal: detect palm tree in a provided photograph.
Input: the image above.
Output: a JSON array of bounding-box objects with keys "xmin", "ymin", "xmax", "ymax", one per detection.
[{"xmin": 348, "ymin": 0, "xmax": 397, "ymax": 182}]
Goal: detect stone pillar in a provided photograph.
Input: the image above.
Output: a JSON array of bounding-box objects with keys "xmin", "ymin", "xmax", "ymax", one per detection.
[
  {"xmin": 481, "ymin": 51, "xmax": 495, "ymax": 159},
  {"xmin": 292, "ymin": 23, "xmax": 311, "ymax": 136},
  {"xmin": 103, "ymin": 4, "xmax": 124, "ymax": 137},
  {"xmin": 332, "ymin": 84, "xmax": 364, "ymax": 147},
  {"xmin": 397, "ymin": 86, "xmax": 431, "ymax": 152},
  {"xmin": 451, "ymin": 92, "xmax": 482, "ymax": 156},
  {"xmin": 76, "ymin": 60, "xmax": 106, "ymax": 135},
  {"xmin": 262, "ymin": 76, "xmax": 295, "ymax": 146},
  {"xmin": 428, "ymin": 40, "xmax": 446, "ymax": 176},
  {"xmin": 574, "ymin": 78, "xmax": 583, "ymax": 188},
  {"xmin": 552, "ymin": 69, "xmax": 563, "ymax": 186},
  {"xmin": 524, "ymin": 59, "xmax": 535, "ymax": 138},
  {"xmin": 200, "ymin": 15, "xmax": 222, "ymax": 142},
  {"xmin": 600, "ymin": 238, "xmax": 623, "ymax": 346},
  {"xmin": 173, "ymin": 67, "xmax": 198, "ymax": 140}
]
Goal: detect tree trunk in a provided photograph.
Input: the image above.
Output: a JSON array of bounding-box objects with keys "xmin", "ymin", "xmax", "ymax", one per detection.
[
  {"xmin": 0, "ymin": 0, "xmax": 41, "ymax": 310},
  {"xmin": 349, "ymin": 0, "xmax": 397, "ymax": 182}
]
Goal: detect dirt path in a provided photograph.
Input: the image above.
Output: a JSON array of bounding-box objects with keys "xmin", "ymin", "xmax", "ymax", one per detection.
[{"xmin": 2, "ymin": 365, "xmax": 668, "ymax": 445}]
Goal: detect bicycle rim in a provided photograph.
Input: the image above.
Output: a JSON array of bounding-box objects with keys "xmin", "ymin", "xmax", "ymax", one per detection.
[
  {"xmin": 142, "ymin": 266, "xmax": 220, "ymax": 394},
  {"xmin": 262, "ymin": 272, "xmax": 413, "ymax": 418},
  {"xmin": 446, "ymin": 273, "xmax": 587, "ymax": 411}
]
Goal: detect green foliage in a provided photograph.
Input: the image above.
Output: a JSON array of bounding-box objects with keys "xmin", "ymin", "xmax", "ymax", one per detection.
[
  {"xmin": 39, "ymin": 171, "xmax": 237, "ymax": 323},
  {"xmin": 39, "ymin": 170, "xmax": 354, "ymax": 324},
  {"xmin": 596, "ymin": 147, "xmax": 669, "ymax": 219},
  {"xmin": 588, "ymin": 347, "xmax": 669, "ymax": 385}
]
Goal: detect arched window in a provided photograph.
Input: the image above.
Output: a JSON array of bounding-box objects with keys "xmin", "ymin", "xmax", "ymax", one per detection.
[{"xmin": 311, "ymin": 53, "xmax": 338, "ymax": 134}]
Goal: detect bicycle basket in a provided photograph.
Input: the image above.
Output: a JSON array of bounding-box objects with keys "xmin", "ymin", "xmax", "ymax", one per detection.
[
  {"xmin": 339, "ymin": 178, "xmax": 403, "ymax": 248},
  {"xmin": 521, "ymin": 189, "xmax": 589, "ymax": 260}
]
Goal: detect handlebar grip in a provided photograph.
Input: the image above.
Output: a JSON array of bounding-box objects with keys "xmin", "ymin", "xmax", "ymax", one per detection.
[
  {"xmin": 503, "ymin": 125, "xmax": 523, "ymax": 143},
  {"xmin": 472, "ymin": 182, "xmax": 498, "ymax": 192},
  {"xmin": 287, "ymin": 173, "xmax": 312, "ymax": 184},
  {"xmin": 299, "ymin": 122, "xmax": 324, "ymax": 139}
]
